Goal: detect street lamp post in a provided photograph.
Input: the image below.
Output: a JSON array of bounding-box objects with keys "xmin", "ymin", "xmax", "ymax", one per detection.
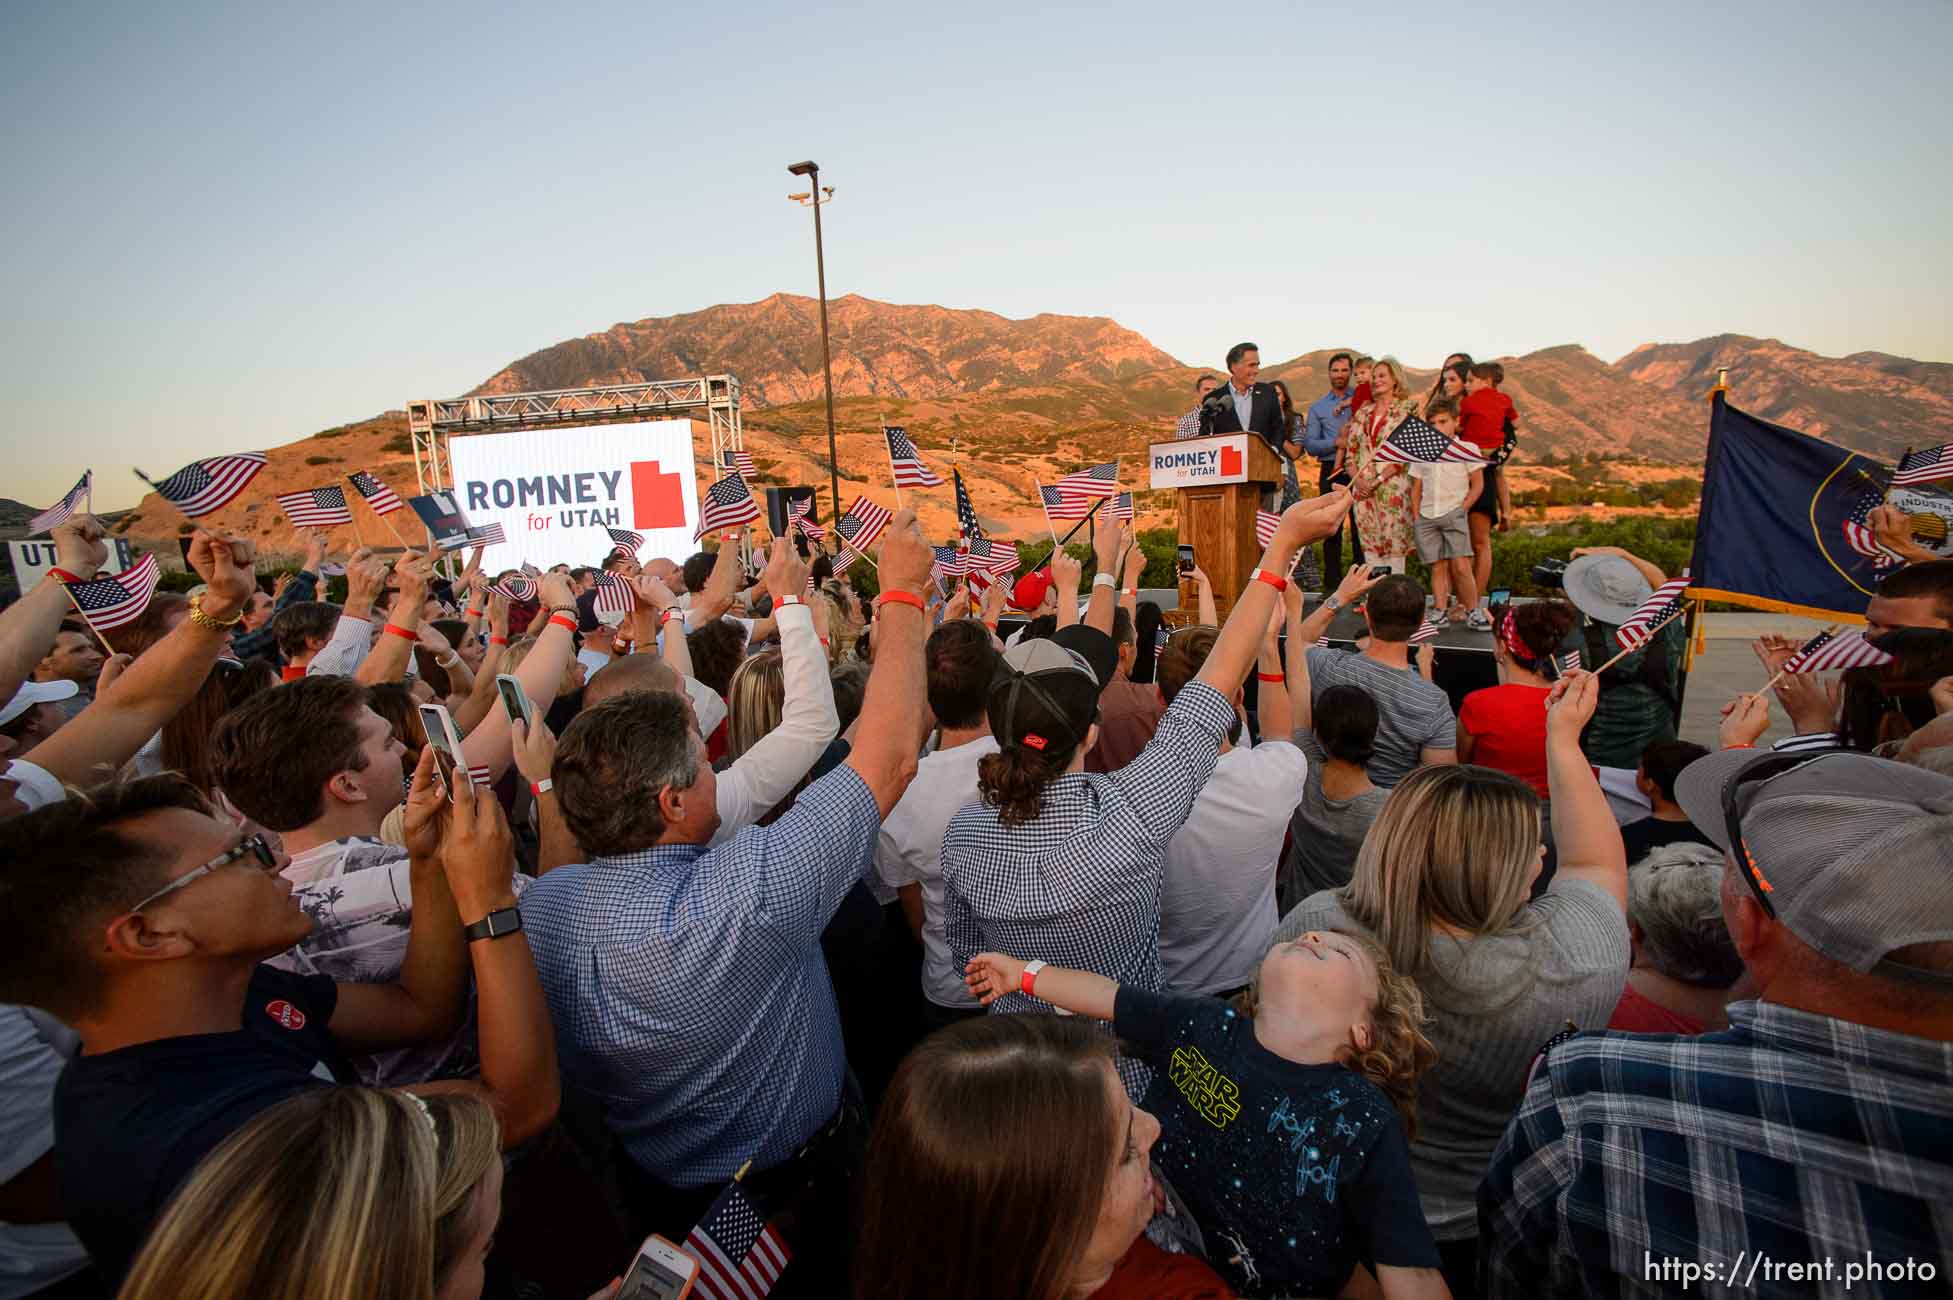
[{"xmin": 788, "ymin": 161, "xmax": 840, "ymax": 525}]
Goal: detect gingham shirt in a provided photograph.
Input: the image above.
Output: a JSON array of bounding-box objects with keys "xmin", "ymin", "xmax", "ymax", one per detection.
[
  {"xmin": 522, "ymin": 764, "xmax": 881, "ymax": 1186},
  {"xmin": 941, "ymin": 681, "xmax": 1235, "ymax": 1093},
  {"xmin": 1478, "ymin": 1000, "xmax": 1953, "ymax": 1298}
]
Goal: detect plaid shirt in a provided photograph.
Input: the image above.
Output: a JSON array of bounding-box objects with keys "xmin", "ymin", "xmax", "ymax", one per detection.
[
  {"xmin": 1174, "ymin": 407, "xmax": 1205, "ymax": 440},
  {"xmin": 941, "ymin": 682, "xmax": 1235, "ymax": 1093},
  {"xmin": 1478, "ymin": 999, "xmax": 1953, "ymax": 1298},
  {"xmin": 523, "ymin": 764, "xmax": 881, "ymax": 1186}
]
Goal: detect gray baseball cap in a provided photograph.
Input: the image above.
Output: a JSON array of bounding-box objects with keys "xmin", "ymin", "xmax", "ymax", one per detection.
[
  {"xmin": 987, "ymin": 638, "xmax": 1101, "ymax": 757},
  {"xmin": 1675, "ymin": 749, "xmax": 1953, "ymax": 987}
]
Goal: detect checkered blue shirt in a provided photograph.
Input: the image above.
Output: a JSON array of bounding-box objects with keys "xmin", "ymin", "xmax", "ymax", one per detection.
[
  {"xmin": 522, "ymin": 764, "xmax": 881, "ymax": 1186},
  {"xmin": 941, "ymin": 682, "xmax": 1235, "ymax": 1093},
  {"xmin": 1478, "ymin": 999, "xmax": 1953, "ymax": 1298}
]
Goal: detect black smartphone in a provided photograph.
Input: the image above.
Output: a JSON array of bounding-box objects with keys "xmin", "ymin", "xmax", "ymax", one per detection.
[
  {"xmin": 1176, "ymin": 544, "xmax": 1196, "ymax": 575},
  {"xmin": 1488, "ymin": 588, "xmax": 1511, "ymax": 605},
  {"xmin": 1369, "ymin": 564, "xmax": 1392, "ymax": 579}
]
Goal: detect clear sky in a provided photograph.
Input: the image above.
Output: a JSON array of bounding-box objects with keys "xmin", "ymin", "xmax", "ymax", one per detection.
[{"xmin": 3, "ymin": 0, "xmax": 1948, "ymax": 510}]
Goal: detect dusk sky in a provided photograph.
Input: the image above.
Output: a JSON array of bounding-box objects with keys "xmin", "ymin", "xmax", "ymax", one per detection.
[{"xmin": 3, "ymin": 0, "xmax": 1948, "ymax": 510}]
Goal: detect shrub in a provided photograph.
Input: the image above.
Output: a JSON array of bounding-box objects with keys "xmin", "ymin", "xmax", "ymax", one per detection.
[{"xmin": 304, "ymin": 454, "xmax": 336, "ymax": 466}]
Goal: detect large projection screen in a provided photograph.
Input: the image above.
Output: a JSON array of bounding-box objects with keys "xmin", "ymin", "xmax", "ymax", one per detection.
[{"xmin": 446, "ymin": 420, "xmax": 702, "ymax": 571}]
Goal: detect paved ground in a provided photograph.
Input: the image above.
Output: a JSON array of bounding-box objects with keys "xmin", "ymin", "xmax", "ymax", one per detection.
[{"xmin": 1678, "ymin": 612, "xmax": 1835, "ymax": 749}]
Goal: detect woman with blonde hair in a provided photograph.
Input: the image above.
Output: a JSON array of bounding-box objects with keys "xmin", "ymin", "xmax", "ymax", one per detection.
[
  {"xmin": 1276, "ymin": 672, "xmax": 1629, "ymax": 1298},
  {"xmin": 725, "ymin": 647, "xmax": 785, "ymax": 761},
  {"xmin": 118, "ymin": 1087, "xmax": 535, "ymax": 1300},
  {"xmin": 1346, "ymin": 357, "xmax": 1420, "ymax": 572}
]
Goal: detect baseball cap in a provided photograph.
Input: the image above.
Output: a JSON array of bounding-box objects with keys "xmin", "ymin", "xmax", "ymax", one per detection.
[
  {"xmin": 1010, "ymin": 568, "xmax": 1052, "ymax": 614},
  {"xmin": 1050, "ymin": 624, "xmax": 1117, "ymax": 689},
  {"xmin": 987, "ymin": 638, "xmax": 1101, "ymax": 757},
  {"xmin": 0, "ymin": 680, "xmax": 77, "ymax": 728},
  {"xmin": 1675, "ymin": 749, "xmax": 1953, "ymax": 987}
]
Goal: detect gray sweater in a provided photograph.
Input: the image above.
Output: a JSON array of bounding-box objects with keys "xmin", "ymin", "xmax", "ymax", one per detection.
[{"xmin": 1277, "ymin": 878, "xmax": 1629, "ymax": 1239}]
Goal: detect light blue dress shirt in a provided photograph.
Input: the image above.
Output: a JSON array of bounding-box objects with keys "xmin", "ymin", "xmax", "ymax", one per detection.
[
  {"xmin": 1304, "ymin": 389, "xmax": 1353, "ymax": 462},
  {"xmin": 1229, "ymin": 383, "xmax": 1255, "ymax": 432}
]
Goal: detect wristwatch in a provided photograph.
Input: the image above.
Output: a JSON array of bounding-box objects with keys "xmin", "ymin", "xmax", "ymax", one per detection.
[
  {"xmin": 462, "ymin": 907, "xmax": 523, "ymax": 943},
  {"xmin": 1323, "ymin": 595, "xmax": 1343, "ymax": 614}
]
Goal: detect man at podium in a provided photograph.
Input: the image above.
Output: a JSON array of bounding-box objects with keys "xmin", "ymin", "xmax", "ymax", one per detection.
[{"xmin": 1199, "ymin": 342, "xmax": 1299, "ymax": 463}]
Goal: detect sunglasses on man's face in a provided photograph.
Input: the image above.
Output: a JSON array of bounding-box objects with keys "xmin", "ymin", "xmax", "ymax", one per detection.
[{"xmin": 128, "ymin": 834, "xmax": 281, "ymax": 914}]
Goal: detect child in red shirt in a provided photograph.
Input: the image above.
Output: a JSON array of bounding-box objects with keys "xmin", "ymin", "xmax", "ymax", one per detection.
[
  {"xmin": 1458, "ymin": 361, "xmax": 1517, "ymax": 456},
  {"xmin": 1330, "ymin": 357, "xmax": 1374, "ymax": 478}
]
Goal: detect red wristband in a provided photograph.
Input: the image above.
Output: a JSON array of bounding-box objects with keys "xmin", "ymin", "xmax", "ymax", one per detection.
[
  {"xmin": 876, "ymin": 589, "xmax": 926, "ymax": 613},
  {"xmin": 466, "ymin": 608, "xmax": 485, "ymax": 619},
  {"xmin": 382, "ymin": 624, "xmax": 418, "ymax": 642},
  {"xmin": 1251, "ymin": 568, "xmax": 1288, "ymax": 592},
  {"xmin": 1723, "ymin": 742, "xmax": 1756, "ymax": 750},
  {"xmin": 548, "ymin": 614, "xmax": 578, "ymax": 633},
  {"xmin": 530, "ymin": 779, "xmax": 553, "ymax": 796},
  {"xmin": 1256, "ymin": 672, "xmax": 1286, "ymax": 684},
  {"xmin": 1020, "ymin": 960, "xmax": 1046, "ymax": 998},
  {"xmin": 489, "ymin": 635, "xmax": 509, "ymax": 646}
]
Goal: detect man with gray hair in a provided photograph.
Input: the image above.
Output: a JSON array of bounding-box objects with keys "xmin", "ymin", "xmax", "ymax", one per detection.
[
  {"xmin": 1607, "ymin": 843, "xmax": 1746, "ymax": 1034},
  {"xmin": 1480, "ymin": 750, "xmax": 1953, "ymax": 1297}
]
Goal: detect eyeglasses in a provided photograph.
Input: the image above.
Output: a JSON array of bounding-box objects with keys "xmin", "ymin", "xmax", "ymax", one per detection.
[
  {"xmin": 128, "ymin": 834, "xmax": 281, "ymax": 914},
  {"xmin": 1717, "ymin": 752, "xmax": 1817, "ymax": 920}
]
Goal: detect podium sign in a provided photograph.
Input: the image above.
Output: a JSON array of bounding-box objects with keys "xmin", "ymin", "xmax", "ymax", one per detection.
[
  {"xmin": 1150, "ymin": 435, "xmax": 1253, "ymax": 489},
  {"xmin": 1150, "ymin": 435, "xmax": 1283, "ymax": 623}
]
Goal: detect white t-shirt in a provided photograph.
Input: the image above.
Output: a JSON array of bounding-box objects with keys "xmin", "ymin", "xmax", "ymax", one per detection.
[
  {"xmin": 875, "ymin": 736, "xmax": 999, "ymax": 1008},
  {"xmin": 0, "ymin": 1005, "xmax": 89, "ymax": 1299},
  {"xmin": 1158, "ymin": 740, "xmax": 1309, "ymax": 995}
]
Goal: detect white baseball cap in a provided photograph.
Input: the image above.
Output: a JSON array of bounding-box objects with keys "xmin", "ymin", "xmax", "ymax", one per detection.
[{"xmin": 0, "ymin": 680, "xmax": 78, "ymax": 728}]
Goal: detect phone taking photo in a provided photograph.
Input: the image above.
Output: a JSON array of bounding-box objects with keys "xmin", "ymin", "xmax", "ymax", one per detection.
[
  {"xmin": 618, "ymin": 1234, "xmax": 699, "ymax": 1300},
  {"xmin": 1176, "ymin": 544, "xmax": 1196, "ymax": 576},
  {"xmin": 417, "ymin": 703, "xmax": 472, "ymax": 803},
  {"xmin": 494, "ymin": 673, "xmax": 534, "ymax": 728}
]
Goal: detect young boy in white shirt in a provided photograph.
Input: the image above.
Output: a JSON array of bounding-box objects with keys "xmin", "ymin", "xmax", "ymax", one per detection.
[{"xmin": 1407, "ymin": 399, "xmax": 1485, "ymax": 627}]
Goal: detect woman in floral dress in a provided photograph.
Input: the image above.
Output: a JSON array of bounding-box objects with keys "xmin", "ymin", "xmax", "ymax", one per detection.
[{"xmin": 1348, "ymin": 357, "xmax": 1419, "ymax": 570}]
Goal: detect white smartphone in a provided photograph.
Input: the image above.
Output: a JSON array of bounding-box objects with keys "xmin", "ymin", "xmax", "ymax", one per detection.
[
  {"xmin": 618, "ymin": 1234, "xmax": 699, "ymax": 1300},
  {"xmin": 494, "ymin": 673, "xmax": 534, "ymax": 728},
  {"xmin": 416, "ymin": 703, "xmax": 473, "ymax": 802}
]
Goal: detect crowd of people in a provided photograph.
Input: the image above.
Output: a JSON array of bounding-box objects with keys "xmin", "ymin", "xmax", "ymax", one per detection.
[{"xmin": 0, "ymin": 438, "xmax": 1950, "ymax": 1299}]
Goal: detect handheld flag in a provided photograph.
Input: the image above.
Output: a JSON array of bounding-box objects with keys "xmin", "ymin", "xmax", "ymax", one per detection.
[
  {"xmin": 1255, "ymin": 510, "xmax": 1280, "ymax": 548},
  {"xmin": 835, "ymin": 496, "xmax": 893, "ymax": 555},
  {"xmin": 830, "ymin": 545, "xmax": 860, "ymax": 576},
  {"xmin": 1781, "ymin": 628, "xmax": 1893, "ymax": 673},
  {"xmin": 932, "ymin": 545, "xmax": 971, "ymax": 578},
  {"xmin": 491, "ymin": 576, "xmax": 537, "ymax": 602},
  {"xmin": 1892, "ymin": 443, "xmax": 1953, "ymax": 490},
  {"xmin": 57, "ymin": 553, "xmax": 161, "ymax": 635},
  {"xmin": 720, "ymin": 449, "xmax": 759, "ymax": 481},
  {"xmin": 1841, "ymin": 485, "xmax": 1905, "ymax": 568},
  {"xmin": 138, "ymin": 453, "xmax": 268, "ymax": 517},
  {"xmin": 606, "ymin": 527, "xmax": 645, "ymax": 557},
  {"xmin": 347, "ymin": 470, "xmax": 406, "ymax": 516},
  {"xmin": 787, "ymin": 497, "xmax": 827, "ymax": 542},
  {"xmin": 592, "ymin": 571, "xmax": 635, "ymax": 616},
  {"xmin": 1107, "ymin": 492, "xmax": 1134, "ymax": 522},
  {"xmin": 276, "ymin": 487, "xmax": 353, "ymax": 529},
  {"xmin": 466, "ymin": 522, "xmax": 507, "ymax": 546},
  {"xmin": 28, "ymin": 471, "xmax": 91, "ymax": 536},
  {"xmin": 1054, "ymin": 462, "xmax": 1121, "ymax": 500},
  {"xmin": 1155, "ymin": 626, "xmax": 1171, "ymax": 660},
  {"xmin": 1371, "ymin": 416, "xmax": 1486, "ymax": 467},
  {"xmin": 885, "ymin": 426, "xmax": 944, "ymax": 489},
  {"xmin": 695, "ymin": 474, "xmax": 760, "ymax": 540},
  {"xmin": 969, "ymin": 536, "xmax": 1019, "ymax": 578},
  {"xmin": 954, "ymin": 469, "xmax": 984, "ymax": 542},
  {"xmin": 1409, "ymin": 613, "xmax": 1445, "ymax": 645},
  {"xmin": 1039, "ymin": 485, "xmax": 1094, "ymax": 522},
  {"xmin": 680, "ymin": 1181, "xmax": 791, "ymax": 1300},
  {"xmin": 1614, "ymin": 573, "xmax": 1692, "ymax": 652}
]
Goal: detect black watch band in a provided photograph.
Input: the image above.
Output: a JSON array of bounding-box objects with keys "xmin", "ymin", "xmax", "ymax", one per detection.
[{"xmin": 463, "ymin": 906, "xmax": 523, "ymax": 943}]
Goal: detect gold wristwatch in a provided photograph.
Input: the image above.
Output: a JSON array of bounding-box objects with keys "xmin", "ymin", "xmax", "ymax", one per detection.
[{"xmin": 188, "ymin": 591, "xmax": 243, "ymax": 631}]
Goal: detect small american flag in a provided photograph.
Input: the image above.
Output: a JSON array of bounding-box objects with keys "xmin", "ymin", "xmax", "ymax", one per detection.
[
  {"xmin": 1372, "ymin": 416, "xmax": 1487, "ymax": 467},
  {"xmin": 1409, "ymin": 613, "xmax": 1446, "ymax": 645},
  {"xmin": 1841, "ymin": 486, "xmax": 1904, "ymax": 568},
  {"xmin": 835, "ymin": 495, "xmax": 893, "ymax": 554},
  {"xmin": 721, "ymin": 448, "xmax": 759, "ymax": 481},
  {"xmin": 695, "ymin": 474, "xmax": 760, "ymax": 540},
  {"xmin": 1558, "ymin": 648, "xmax": 1584, "ymax": 674},
  {"xmin": 347, "ymin": 470, "xmax": 405, "ymax": 515},
  {"xmin": 969, "ymin": 536, "xmax": 1019, "ymax": 578},
  {"xmin": 1054, "ymin": 462, "xmax": 1121, "ymax": 500},
  {"xmin": 1781, "ymin": 628, "xmax": 1894, "ymax": 673},
  {"xmin": 1155, "ymin": 626, "xmax": 1171, "ymax": 660},
  {"xmin": 954, "ymin": 469, "xmax": 984, "ymax": 542},
  {"xmin": 1107, "ymin": 491, "xmax": 1134, "ymax": 522},
  {"xmin": 831, "ymin": 545, "xmax": 860, "ymax": 575},
  {"xmin": 58, "ymin": 553, "xmax": 161, "ymax": 633},
  {"xmin": 491, "ymin": 576, "xmax": 537, "ymax": 602},
  {"xmin": 1314, "ymin": 632, "xmax": 1333, "ymax": 648},
  {"xmin": 1892, "ymin": 443, "xmax": 1953, "ymax": 489},
  {"xmin": 466, "ymin": 522, "xmax": 507, "ymax": 546},
  {"xmin": 885, "ymin": 426, "xmax": 944, "ymax": 489},
  {"xmin": 680, "ymin": 1181, "xmax": 791, "ymax": 1300},
  {"xmin": 1614, "ymin": 572, "xmax": 1692, "ymax": 651},
  {"xmin": 29, "ymin": 470, "xmax": 91, "ymax": 535},
  {"xmin": 1039, "ymin": 484, "xmax": 1094, "ymax": 522},
  {"xmin": 932, "ymin": 545, "xmax": 971, "ymax": 578},
  {"xmin": 140, "ymin": 453, "xmax": 268, "ymax": 517},
  {"xmin": 606, "ymin": 527, "xmax": 644, "ymax": 557},
  {"xmin": 787, "ymin": 497, "xmax": 827, "ymax": 542},
  {"xmin": 1255, "ymin": 509, "xmax": 1281, "ymax": 548},
  {"xmin": 276, "ymin": 486, "xmax": 354, "ymax": 529},
  {"xmin": 521, "ymin": 561, "xmax": 542, "ymax": 578},
  {"xmin": 592, "ymin": 571, "xmax": 635, "ymax": 616}
]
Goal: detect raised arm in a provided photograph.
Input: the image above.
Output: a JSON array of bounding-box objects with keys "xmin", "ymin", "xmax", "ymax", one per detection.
[
  {"xmin": 1541, "ymin": 672, "xmax": 1627, "ymax": 909},
  {"xmin": 1118, "ymin": 540, "xmax": 1145, "ymax": 623},
  {"xmin": 1081, "ymin": 517, "xmax": 1123, "ymax": 637},
  {"xmin": 26, "ymin": 530, "xmax": 256, "ymax": 789},
  {"xmin": 1256, "ymin": 601, "xmax": 1293, "ymax": 742},
  {"xmin": 1050, "ymin": 549, "xmax": 1083, "ymax": 630},
  {"xmin": 511, "ymin": 716, "xmax": 580, "ymax": 874},
  {"xmin": 0, "ymin": 516, "xmax": 106, "ymax": 705},
  {"xmin": 1190, "ymin": 566, "xmax": 1218, "ymax": 627},
  {"xmin": 1195, "ymin": 491, "xmax": 1353, "ymax": 698},
  {"xmin": 451, "ymin": 571, "xmax": 577, "ymax": 784},
  {"xmin": 842, "ymin": 511, "xmax": 935, "ymax": 816},
  {"xmin": 964, "ymin": 952, "xmax": 1119, "ymax": 1020},
  {"xmin": 686, "ymin": 530, "xmax": 744, "ymax": 626},
  {"xmin": 354, "ymin": 550, "xmax": 435, "ymax": 685}
]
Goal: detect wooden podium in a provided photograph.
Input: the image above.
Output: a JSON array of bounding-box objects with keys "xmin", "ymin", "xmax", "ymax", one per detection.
[{"xmin": 1147, "ymin": 434, "xmax": 1284, "ymax": 624}]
